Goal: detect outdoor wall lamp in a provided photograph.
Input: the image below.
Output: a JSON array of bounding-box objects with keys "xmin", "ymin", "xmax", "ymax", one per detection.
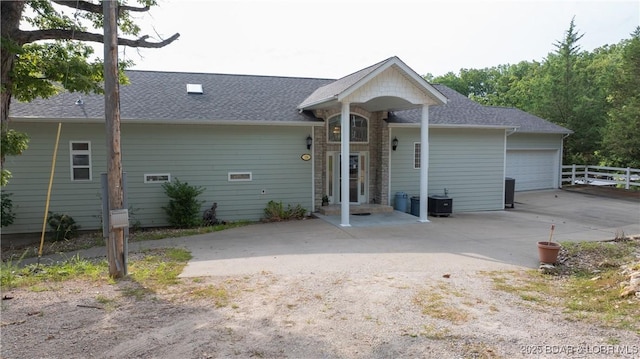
[
  {"xmin": 392, "ymin": 137, "xmax": 398, "ymax": 151},
  {"xmin": 306, "ymin": 135, "xmax": 313, "ymax": 150}
]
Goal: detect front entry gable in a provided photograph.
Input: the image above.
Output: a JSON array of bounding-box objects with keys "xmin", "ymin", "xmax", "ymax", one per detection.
[{"xmin": 298, "ymin": 56, "xmax": 447, "ymax": 112}]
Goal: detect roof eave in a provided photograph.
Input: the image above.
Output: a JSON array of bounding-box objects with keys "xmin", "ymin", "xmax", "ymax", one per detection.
[
  {"xmin": 388, "ymin": 123, "xmax": 520, "ymax": 130},
  {"xmin": 297, "ymin": 96, "xmax": 339, "ymax": 111},
  {"xmin": 11, "ymin": 117, "xmax": 324, "ymax": 126}
]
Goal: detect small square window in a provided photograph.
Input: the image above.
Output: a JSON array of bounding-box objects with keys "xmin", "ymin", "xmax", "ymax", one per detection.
[
  {"xmin": 144, "ymin": 173, "xmax": 171, "ymax": 183},
  {"xmin": 70, "ymin": 141, "xmax": 92, "ymax": 181},
  {"xmin": 228, "ymin": 172, "xmax": 252, "ymax": 181}
]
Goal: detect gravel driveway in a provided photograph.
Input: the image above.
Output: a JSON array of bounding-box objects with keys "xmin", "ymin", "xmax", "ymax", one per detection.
[{"xmin": 2, "ymin": 189, "xmax": 639, "ymax": 358}]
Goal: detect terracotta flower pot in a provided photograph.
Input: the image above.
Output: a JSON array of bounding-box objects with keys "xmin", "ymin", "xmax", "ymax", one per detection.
[{"xmin": 537, "ymin": 241, "xmax": 561, "ymax": 264}]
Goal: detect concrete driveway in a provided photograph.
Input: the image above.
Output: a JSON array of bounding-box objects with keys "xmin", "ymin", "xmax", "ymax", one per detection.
[
  {"xmin": 22, "ymin": 189, "xmax": 638, "ymax": 275},
  {"xmin": 175, "ymin": 189, "xmax": 639, "ymax": 277}
]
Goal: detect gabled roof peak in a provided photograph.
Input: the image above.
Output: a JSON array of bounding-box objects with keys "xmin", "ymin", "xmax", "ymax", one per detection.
[{"xmin": 297, "ymin": 56, "xmax": 447, "ymax": 111}]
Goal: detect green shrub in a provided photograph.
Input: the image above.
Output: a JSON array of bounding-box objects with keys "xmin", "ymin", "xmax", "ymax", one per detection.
[
  {"xmin": 263, "ymin": 200, "xmax": 306, "ymax": 222},
  {"xmin": 47, "ymin": 212, "xmax": 80, "ymax": 241},
  {"xmin": 162, "ymin": 178, "xmax": 205, "ymax": 228},
  {"xmin": 1, "ymin": 192, "xmax": 16, "ymax": 227}
]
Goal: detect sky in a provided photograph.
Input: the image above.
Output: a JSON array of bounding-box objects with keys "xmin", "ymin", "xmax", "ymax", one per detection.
[{"xmin": 122, "ymin": 0, "xmax": 639, "ymax": 79}]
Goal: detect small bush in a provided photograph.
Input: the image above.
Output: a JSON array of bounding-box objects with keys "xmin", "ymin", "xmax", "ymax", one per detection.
[
  {"xmin": 1, "ymin": 192, "xmax": 16, "ymax": 227},
  {"xmin": 162, "ymin": 178, "xmax": 205, "ymax": 228},
  {"xmin": 47, "ymin": 212, "xmax": 80, "ymax": 241},
  {"xmin": 263, "ymin": 200, "xmax": 306, "ymax": 222}
]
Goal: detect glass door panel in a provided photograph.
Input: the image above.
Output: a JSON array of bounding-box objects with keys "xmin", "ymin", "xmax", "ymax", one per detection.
[
  {"xmin": 328, "ymin": 151, "xmax": 367, "ymax": 204},
  {"xmin": 348, "ymin": 155, "xmax": 358, "ymax": 203}
]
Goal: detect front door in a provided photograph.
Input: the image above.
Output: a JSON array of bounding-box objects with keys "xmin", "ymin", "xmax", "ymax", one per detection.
[{"xmin": 327, "ymin": 152, "xmax": 368, "ymax": 204}]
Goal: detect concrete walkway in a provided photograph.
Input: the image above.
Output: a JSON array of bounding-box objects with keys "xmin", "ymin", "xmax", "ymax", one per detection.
[{"xmin": 21, "ymin": 189, "xmax": 640, "ymax": 277}]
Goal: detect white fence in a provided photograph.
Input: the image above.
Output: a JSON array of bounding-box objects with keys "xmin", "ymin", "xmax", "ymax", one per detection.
[{"xmin": 562, "ymin": 165, "xmax": 640, "ymax": 190}]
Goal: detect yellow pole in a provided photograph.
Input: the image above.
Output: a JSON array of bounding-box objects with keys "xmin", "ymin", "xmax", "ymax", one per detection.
[{"xmin": 38, "ymin": 123, "xmax": 62, "ymax": 259}]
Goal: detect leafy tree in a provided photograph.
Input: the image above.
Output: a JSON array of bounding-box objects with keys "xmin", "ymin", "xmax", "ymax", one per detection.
[
  {"xmin": 428, "ymin": 18, "xmax": 639, "ymax": 167},
  {"xmin": 0, "ymin": 128, "xmax": 29, "ymax": 186},
  {"xmin": 0, "ymin": 0, "xmax": 180, "ymax": 185},
  {"xmin": 601, "ymin": 27, "xmax": 640, "ymax": 168}
]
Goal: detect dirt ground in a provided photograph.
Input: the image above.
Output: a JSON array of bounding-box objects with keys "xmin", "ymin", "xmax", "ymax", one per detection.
[
  {"xmin": 2, "ymin": 186, "xmax": 639, "ymax": 358},
  {"xmin": 2, "ymin": 263, "xmax": 639, "ymax": 359}
]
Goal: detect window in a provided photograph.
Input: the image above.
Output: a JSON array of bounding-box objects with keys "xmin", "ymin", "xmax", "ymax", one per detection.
[
  {"xmin": 228, "ymin": 172, "xmax": 252, "ymax": 181},
  {"xmin": 144, "ymin": 173, "xmax": 171, "ymax": 183},
  {"xmin": 327, "ymin": 114, "xmax": 368, "ymax": 143},
  {"xmin": 70, "ymin": 141, "xmax": 92, "ymax": 181},
  {"xmin": 414, "ymin": 143, "xmax": 421, "ymax": 169}
]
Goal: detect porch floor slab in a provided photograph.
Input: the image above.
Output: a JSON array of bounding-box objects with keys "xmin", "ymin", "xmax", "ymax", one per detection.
[
  {"xmin": 313, "ymin": 210, "xmax": 422, "ymax": 227},
  {"xmin": 316, "ymin": 204, "xmax": 394, "ymax": 216}
]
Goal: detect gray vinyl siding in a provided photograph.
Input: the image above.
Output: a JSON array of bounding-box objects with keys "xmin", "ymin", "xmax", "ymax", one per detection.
[
  {"xmin": 3, "ymin": 122, "xmax": 313, "ymax": 234},
  {"xmin": 3, "ymin": 123, "xmax": 107, "ymax": 234},
  {"xmin": 390, "ymin": 128, "xmax": 505, "ymax": 212},
  {"xmin": 506, "ymin": 133, "xmax": 563, "ymax": 150}
]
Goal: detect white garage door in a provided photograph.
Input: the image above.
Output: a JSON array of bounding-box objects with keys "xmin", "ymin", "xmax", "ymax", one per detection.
[{"xmin": 506, "ymin": 150, "xmax": 558, "ymax": 191}]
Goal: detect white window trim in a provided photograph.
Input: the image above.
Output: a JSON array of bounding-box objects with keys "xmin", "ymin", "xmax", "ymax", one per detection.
[
  {"xmin": 70, "ymin": 141, "xmax": 92, "ymax": 181},
  {"xmin": 228, "ymin": 172, "xmax": 252, "ymax": 182},
  {"xmin": 326, "ymin": 114, "xmax": 370, "ymax": 144},
  {"xmin": 414, "ymin": 142, "xmax": 421, "ymax": 169},
  {"xmin": 144, "ymin": 173, "xmax": 171, "ymax": 183}
]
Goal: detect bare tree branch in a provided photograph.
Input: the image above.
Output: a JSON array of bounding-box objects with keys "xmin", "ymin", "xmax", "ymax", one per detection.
[
  {"xmin": 52, "ymin": 0, "xmax": 151, "ymax": 15},
  {"xmin": 51, "ymin": 0, "xmax": 101, "ymax": 14},
  {"xmin": 18, "ymin": 29, "xmax": 180, "ymax": 48}
]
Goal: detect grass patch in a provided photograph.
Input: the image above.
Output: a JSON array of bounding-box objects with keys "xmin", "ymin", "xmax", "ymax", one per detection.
[
  {"xmin": 129, "ymin": 221, "xmax": 254, "ymax": 242},
  {"xmin": 485, "ymin": 238, "xmax": 640, "ymax": 333},
  {"xmin": 188, "ymin": 284, "xmax": 230, "ymax": 308},
  {"xmin": 419, "ymin": 323, "xmax": 455, "ymax": 340},
  {"xmin": 1, "ymin": 254, "xmax": 107, "ymax": 289},
  {"xmin": 1, "ymin": 221, "xmax": 254, "ymax": 262},
  {"xmin": 1, "ymin": 248, "xmax": 192, "ymax": 297},
  {"xmin": 128, "ymin": 248, "xmax": 192, "ymax": 290},
  {"xmin": 413, "ymin": 283, "xmax": 472, "ymax": 324},
  {"xmin": 95, "ymin": 294, "xmax": 118, "ymax": 310}
]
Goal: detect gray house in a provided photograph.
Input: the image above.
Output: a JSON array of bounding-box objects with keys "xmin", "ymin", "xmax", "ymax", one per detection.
[{"xmin": 4, "ymin": 57, "xmax": 571, "ymax": 233}]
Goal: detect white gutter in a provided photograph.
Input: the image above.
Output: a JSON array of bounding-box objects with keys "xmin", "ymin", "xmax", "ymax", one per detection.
[
  {"xmin": 11, "ymin": 117, "xmax": 325, "ymax": 127},
  {"xmin": 296, "ymin": 96, "xmax": 339, "ymax": 111},
  {"xmin": 506, "ymin": 127, "xmax": 518, "ymax": 136},
  {"xmin": 388, "ymin": 123, "xmax": 519, "ymax": 130}
]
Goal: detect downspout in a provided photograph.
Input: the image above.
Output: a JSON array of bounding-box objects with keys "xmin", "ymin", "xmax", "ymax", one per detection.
[{"xmin": 559, "ymin": 133, "xmax": 571, "ymax": 188}]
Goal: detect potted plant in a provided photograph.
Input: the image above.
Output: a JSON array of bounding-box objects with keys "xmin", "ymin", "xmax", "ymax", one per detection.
[
  {"xmin": 322, "ymin": 195, "xmax": 329, "ymax": 206},
  {"xmin": 537, "ymin": 224, "xmax": 561, "ymax": 264}
]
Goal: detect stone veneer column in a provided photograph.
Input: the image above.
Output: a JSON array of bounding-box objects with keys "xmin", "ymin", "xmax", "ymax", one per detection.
[
  {"xmin": 380, "ymin": 122, "xmax": 390, "ymax": 205},
  {"xmin": 313, "ymin": 124, "xmax": 325, "ymax": 210}
]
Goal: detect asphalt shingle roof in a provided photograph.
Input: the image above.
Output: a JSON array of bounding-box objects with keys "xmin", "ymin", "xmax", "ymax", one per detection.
[
  {"xmin": 389, "ymin": 85, "xmax": 572, "ymax": 134},
  {"xmin": 10, "ymin": 71, "xmax": 333, "ymax": 122},
  {"xmin": 10, "ymin": 67, "xmax": 571, "ymax": 134}
]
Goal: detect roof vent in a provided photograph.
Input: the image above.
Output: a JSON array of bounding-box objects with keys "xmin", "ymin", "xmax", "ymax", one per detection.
[{"xmin": 186, "ymin": 83, "xmax": 203, "ymax": 94}]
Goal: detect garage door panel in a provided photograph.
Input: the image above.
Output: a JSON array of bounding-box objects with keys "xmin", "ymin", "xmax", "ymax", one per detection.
[{"xmin": 506, "ymin": 150, "xmax": 557, "ymax": 191}]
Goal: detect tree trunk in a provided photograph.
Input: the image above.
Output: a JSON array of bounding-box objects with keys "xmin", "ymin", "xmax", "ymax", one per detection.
[
  {"xmin": 104, "ymin": 0, "xmax": 126, "ymax": 278},
  {"xmin": 1, "ymin": 1, "xmax": 26, "ymax": 170}
]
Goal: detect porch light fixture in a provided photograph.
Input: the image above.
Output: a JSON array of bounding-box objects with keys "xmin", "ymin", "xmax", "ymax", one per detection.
[
  {"xmin": 392, "ymin": 137, "xmax": 398, "ymax": 151},
  {"xmin": 306, "ymin": 135, "xmax": 313, "ymax": 150}
]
